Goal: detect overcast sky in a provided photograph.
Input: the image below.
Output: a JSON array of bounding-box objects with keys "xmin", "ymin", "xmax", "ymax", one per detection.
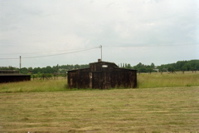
[{"xmin": 0, "ymin": 0, "xmax": 199, "ymax": 68}]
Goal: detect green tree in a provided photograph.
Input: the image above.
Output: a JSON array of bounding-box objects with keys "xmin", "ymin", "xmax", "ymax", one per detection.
[
  {"xmin": 151, "ymin": 63, "xmax": 155, "ymax": 69},
  {"xmin": 168, "ymin": 66, "xmax": 175, "ymax": 73}
]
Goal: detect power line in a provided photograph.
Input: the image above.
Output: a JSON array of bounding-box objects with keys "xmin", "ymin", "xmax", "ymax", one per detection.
[
  {"xmin": 104, "ymin": 42, "xmax": 199, "ymax": 48},
  {"xmin": 0, "ymin": 57, "xmax": 18, "ymax": 60},
  {"xmin": 0, "ymin": 46, "xmax": 99, "ymax": 55},
  {"xmin": 0, "ymin": 46, "xmax": 100, "ymax": 60},
  {"xmin": 23, "ymin": 46, "xmax": 100, "ymax": 59}
]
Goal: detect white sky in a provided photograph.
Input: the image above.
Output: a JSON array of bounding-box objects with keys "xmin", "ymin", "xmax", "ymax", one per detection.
[{"xmin": 0, "ymin": 0, "xmax": 199, "ymax": 68}]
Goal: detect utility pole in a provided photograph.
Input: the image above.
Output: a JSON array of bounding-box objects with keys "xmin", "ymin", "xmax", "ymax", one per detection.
[
  {"xmin": 19, "ymin": 56, "xmax": 21, "ymax": 69},
  {"xmin": 100, "ymin": 45, "xmax": 102, "ymax": 61}
]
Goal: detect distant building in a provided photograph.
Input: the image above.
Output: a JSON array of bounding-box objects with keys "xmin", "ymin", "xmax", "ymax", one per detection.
[
  {"xmin": 153, "ymin": 68, "xmax": 159, "ymax": 72},
  {"xmin": 68, "ymin": 59, "xmax": 137, "ymax": 89},
  {"xmin": 0, "ymin": 70, "xmax": 30, "ymax": 83}
]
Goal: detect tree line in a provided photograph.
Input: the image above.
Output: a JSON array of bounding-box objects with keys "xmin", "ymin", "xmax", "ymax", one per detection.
[
  {"xmin": 132, "ymin": 60, "xmax": 199, "ymax": 73},
  {"xmin": 124, "ymin": 60, "xmax": 199, "ymax": 73},
  {"xmin": 0, "ymin": 60, "xmax": 198, "ymax": 74},
  {"xmin": 0, "ymin": 64, "xmax": 89, "ymax": 75},
  {"xmin": 115, "ymin": 60, "xmax": 199, "ymax": 73},
  {"xmin": 157, "ymin": 60, "xmax": 199, "ymax": 73}
]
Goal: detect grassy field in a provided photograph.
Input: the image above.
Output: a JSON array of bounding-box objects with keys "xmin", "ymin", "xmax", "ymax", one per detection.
[
  {"xmin": 0, "ymin": 72, "xmax": 199, "ymax": 93},
  {"xmin": 0, "ymin": 72, "xmax": 199, "ymax": 132},
  {"xmin": 137, "ymin": 71, "xmax": 199, "ymax": 88}
]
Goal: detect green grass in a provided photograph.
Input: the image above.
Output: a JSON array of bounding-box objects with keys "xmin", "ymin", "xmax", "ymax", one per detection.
[
  {"xmin": 0, "ymin": 78, "xmax": 67, "ymax": 93},
  {"xmin": 137, "ymin": 71, "xmax": 199, "ymax": 88},
  {"xmin": 0, "ymin": 87, "xmax": 198, "ymax": 132},
  {"xmin": 0, "ymin": 72, "xmax": 198, "ymax": 93}
]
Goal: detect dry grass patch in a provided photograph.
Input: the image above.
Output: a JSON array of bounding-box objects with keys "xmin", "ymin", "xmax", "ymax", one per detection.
[{"xmin": 0, "ymin": 87, "xmax": 199, "ymax": 132}]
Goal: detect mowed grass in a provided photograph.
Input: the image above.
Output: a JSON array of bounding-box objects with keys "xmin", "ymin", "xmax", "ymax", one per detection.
[
  {"xmin": 0, "ymin": 87, "xmax": 199, "ymax": 132},
  {"xmin": 0, "ymin": 72, "xmax": 199, "ymax": 132}
]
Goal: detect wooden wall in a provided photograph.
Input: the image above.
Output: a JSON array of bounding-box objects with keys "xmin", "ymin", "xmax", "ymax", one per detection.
[
  {"xmin": 68, "ymin": 61, "xmax": 137, "ymax": 89},
  {"xmin": 0, "ymin": 75, "xmax": 31, "ymax": 83}
]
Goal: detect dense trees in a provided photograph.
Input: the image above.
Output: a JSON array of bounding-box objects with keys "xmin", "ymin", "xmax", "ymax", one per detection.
[
  {"xmin": 128, "ymin": 60, "xmax": 199, "ymax": 73},
  {"xmin": 0, "ymin": 60, "xmax": 198, "ymax": 74},
  {"xmin": 20, "ymin": 64, "xmax": 88, "ymax": 74},
  {"xmin": 132, "ymin": 63, "xmax": 155, "ymax": 73},
  {"xmin": 157, "ymin": 60, "xmax": 199, "ymax": 73},
  {"xmin": 121, "ymin": 60, "xmax": 199, "ymax": 73},
  {"xmin": 0, "ymin": 64, "xmax": 88, "ymax": 75}
]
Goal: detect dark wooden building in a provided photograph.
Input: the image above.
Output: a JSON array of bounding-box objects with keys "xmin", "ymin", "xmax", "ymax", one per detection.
[
  {"xmin": 0, "ymin": 70, "xmax": 31, "ymax": 83},
  {"xmin": 68, "ymin": 60, "xmax": 137, "ymax": 89}
]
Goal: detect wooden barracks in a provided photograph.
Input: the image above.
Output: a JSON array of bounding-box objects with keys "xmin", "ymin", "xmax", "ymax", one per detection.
[{"xmin": 68, "ymin": 59, "xmax": 137, "ymax": 89}]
